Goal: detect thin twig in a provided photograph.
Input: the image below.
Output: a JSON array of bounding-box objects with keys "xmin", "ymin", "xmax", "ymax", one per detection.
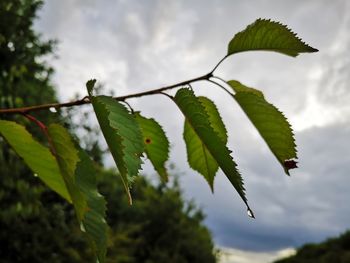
[
  {"xmin": 121, "ymin": 100, "xmax": 134, "ymax": 114},
  {"xmin": 159, "ymin": 91, "xmax": 173, "ymax": 99},
  {"xmin": 0, "ymin": 73, "xmax": 212, "ymax": 115},
  {"xmin": 207, "ymin": 78, "xmax": 234, "ymax": 97},
  {"xmin": 210, "ymin": 55, "xmax": 228, "ymax": 74},
  {"xmin": 211, "ymin": 75, "xmax": 228, "ymax": 84}
]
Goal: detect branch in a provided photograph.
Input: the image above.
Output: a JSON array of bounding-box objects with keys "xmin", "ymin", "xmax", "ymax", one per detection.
[
  {"xmin": 210, "ymin": 55, "xmax": 228, "ymax": 74},
  {"xmin": 208, "ymin": 77, "xmax": 234, "ymax": 97},
  {"xmin": 0, "ymin": 72, "xmax": 212, "ymax": 115}
]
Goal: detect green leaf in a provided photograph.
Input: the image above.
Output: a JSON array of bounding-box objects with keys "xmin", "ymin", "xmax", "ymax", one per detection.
[
  {"xmin": 228, "ymin": 18, "xmax": 318, "ymax": 57},
  {"xmin": 48, "ymin": 124, "xmax": 86, "ymax": 218},
  {"xmin": 183, "ymin": 97, "xmax": 227, "ymax": 191},
  {"xmin": 134, "ymin": 113, "xmax": 170, "ymax": 182},
  {"xmin": 48, "ymin": 124, "xmax": 108, "ymax": 263},
  {"xmin": 75, "ymin": 150, "xmax": 108, "ymax": 262},
  {"xmin": 0, "ymin": 120, "xmax": 71, "ymax": 202},
  {"xmin": 173, "ymin": 88, "xmax": 252, "ymax": 213},
  {"xmin": 228, "ymin": 80, "xmax": 297, "ymax": 175},
  {"xmin": 88, "ymin": 91, "xmax": 144, "ymax": 203}
]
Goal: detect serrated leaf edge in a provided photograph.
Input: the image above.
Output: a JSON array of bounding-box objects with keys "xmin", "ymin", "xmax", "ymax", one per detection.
[
  {"xmin": 229, "ymin": 81, "xmax": 298, "ymax": 174},
  {"xmin": 174, "ymin": 89, "xmax": 250, "ymax": 210},
  {"xmin": 184, "ymin": 96, "xmax": 228, "ymax": 192},
  {"xmin": 228, "ymin": 18, "xmax": 318, "ymax": 57},
  {"xmin": 94, "ymin": 97, "xmax": 144, "ymax": 199}
]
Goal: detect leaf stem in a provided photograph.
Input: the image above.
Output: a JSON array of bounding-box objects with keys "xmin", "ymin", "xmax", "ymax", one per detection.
[
  {"xmin": 210, "ymin": 55, "xmax": 228, "ymax": 74},
  {"xmin": 159, "ymin": 92, "xmax": 173, "ymax": 100},
  {"xmin": 0, "ymin": 73, "xmax": 212, "ymax": 115},
  {"xmin": 211, "ymin": 75, "xmax": 228, "ymax": 85},
  {"xmin": 121, "ymin": 100, "xmax": 134, "ymax": 114},
  {"xmin": 207, "ymin": 78, "xmax": 233, "ymax": 97},
  {"xmin": 22, "ymin": 114, "xmax": 56, "ymax": 155}
]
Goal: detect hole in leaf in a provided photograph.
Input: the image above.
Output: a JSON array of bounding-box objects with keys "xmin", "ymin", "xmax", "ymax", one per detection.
[{"xmin": 284, "ymin": 159, "xmax": 298, "ymax": 170}]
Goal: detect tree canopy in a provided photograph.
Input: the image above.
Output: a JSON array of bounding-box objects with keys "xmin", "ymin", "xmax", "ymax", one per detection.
[{"xmin": 275, "ymin": 231, "xmax": 350, "ymax": 263}]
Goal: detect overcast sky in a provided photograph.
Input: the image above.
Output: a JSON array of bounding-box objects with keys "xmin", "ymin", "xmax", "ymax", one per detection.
[{"xmin": 35, "ymin": 0, "xmax": 350, "ymax": 258}]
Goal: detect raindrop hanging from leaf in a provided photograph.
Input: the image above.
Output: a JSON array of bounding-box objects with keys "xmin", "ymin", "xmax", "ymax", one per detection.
[{"xmin": 247, "ymin": 208, "xmax": 255, "ymax": 219}]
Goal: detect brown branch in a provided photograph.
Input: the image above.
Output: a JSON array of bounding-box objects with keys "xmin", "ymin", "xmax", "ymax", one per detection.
[{"xmin": 0, "ymin": 73, "xmax": 212, "ymax": 115}]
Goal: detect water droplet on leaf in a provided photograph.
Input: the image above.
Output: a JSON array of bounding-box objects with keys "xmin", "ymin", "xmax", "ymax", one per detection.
[
  {"xmin": 49, "ymin": 107, "xmax": 57, "ymax": 113},
  {"xmin": 7, "ymin": 41, "xmax": 15, "ymax": 51},
  {"xmin": 247, "ymin": 208, "xmax": 255, "ymax": 218},
  {"xmin": 26, "ymin": 42, "xmax": 33, "ymax": 49},
  {"xmin": 80, "ymin": 223, "xmax": 86, "ymax": 232}
]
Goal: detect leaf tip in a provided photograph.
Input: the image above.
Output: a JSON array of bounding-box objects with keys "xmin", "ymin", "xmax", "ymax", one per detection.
[
  {"xmin": 247, "ymin": 207, "xmax": 255, "ymax": 219},
  {"xmin": 283, "ymin": 159, "xmax": 298, "ymax": 175},
  {"xmin": 86, "ymin": 79, "xmax": 97, "ymax": 96},
  {"xmin": 309, "ymin": 47, "xmax": 319, "ymax": 53},
  {"xmin": 209, "ymin": 182, "xmax": 214, "ymax": 194}
]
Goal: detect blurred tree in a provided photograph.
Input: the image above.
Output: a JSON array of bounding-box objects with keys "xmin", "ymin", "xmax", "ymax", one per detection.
[
  {"xmin": 0, "ymin": 0, "xmax": 57, "ymax": 120},
  {"xmin": 0, "ymin": 1, "xmax": 217, "ymax": 262},
  {"xmin": 100, "ymin": 170, "xmax": 217, "ymax": 263},
  {"xmin": 275, "ymin": 231, "xmax": 350, "ymax": 263},
  {"xmin": 0, "ymin": 1, "xmax": 92, "ymax": 262}
]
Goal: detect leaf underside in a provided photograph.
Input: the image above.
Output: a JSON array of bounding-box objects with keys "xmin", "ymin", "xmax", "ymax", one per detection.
[
  {"xmin": 228, "ymin": 18, "xmax": 318, "ymax": 57},
  {"xmin": 90, "ymin": 94, "xmax": 144, "ymax": 203},
  {"xmin": 183, "ymin": 96, "xmax": 227, "ymax": 191},
  {"xmin": 173, "ymin": 88, "xmax": 251, "ymax": 211},
  {"xmin": 75, "ymin": 149, "xmax": 108, "ymax": 262},
  {"xmin": 228, "ymin": 80, "xmax": 297, "ymax": 175},
  {"xmin": 134, "ymin": 113, "xmax": 170, "ymax": 182},
  {"xmin": 0, "ymin": 120, "xmax": 71, "ymax": 201},
  {"xmin": 48, "ymin": 124, "xmax": 108, "ymax": 263}
]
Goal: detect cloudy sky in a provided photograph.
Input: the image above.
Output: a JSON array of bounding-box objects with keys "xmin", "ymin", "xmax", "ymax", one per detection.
[{"xmin": 35, "ymin": 0, "xmax": 350, "ymax": 260}]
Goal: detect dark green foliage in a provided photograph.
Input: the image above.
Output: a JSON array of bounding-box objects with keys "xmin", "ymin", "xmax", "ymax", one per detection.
[
  {"xmin": 99, "ymin": 171, "xmax": 217, "ymax": 263},
  {"xmin": 0, "ymin": 1, "xmax": 93, "ymax": 262},
  {"xmin": 0, "ymin": 196, "xmax": 95, "ymax": 263},
  {"xmin": 0, "ymin": 0, "xmax": 58, "ymax": 123},
  {"xmin": 0, "ymin": 0, "xmax": 63, "ymax": 229},
  {"xmin": 274, "ymin": 231, "xmax": 350, "ymax": 263},
  {"xmin": 0, "ymin": 166, "xmax": 217, "ymax": 263}
]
